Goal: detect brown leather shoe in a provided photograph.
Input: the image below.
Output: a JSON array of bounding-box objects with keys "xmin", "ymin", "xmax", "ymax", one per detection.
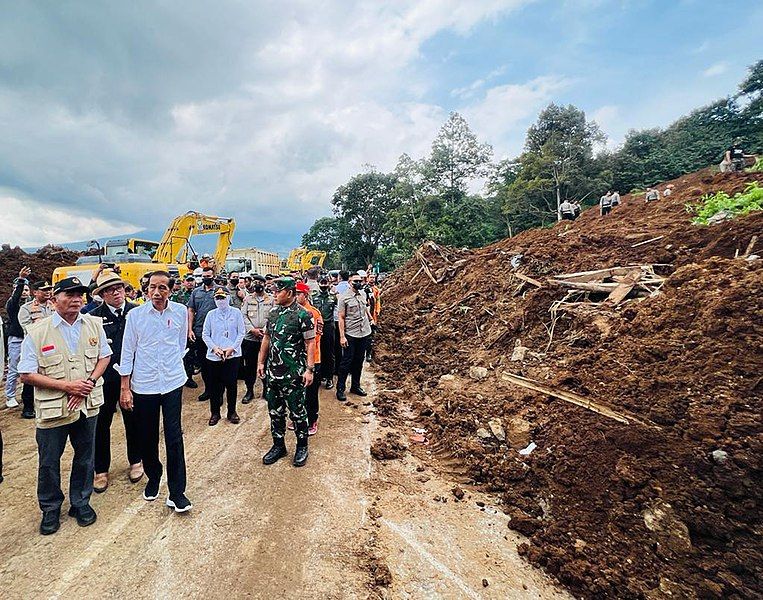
[
  {"xmin": 227, "ymin": 412, "xmax": 241, "ymax": 424},
  {"xmin": 129, "ymin": 462, "xmax": 144, "ymax": 483},
  {"xmin": 93, "ymin": 472, "xmax": 109, "ymax": 493},
  {"xmin": 209, "ymin": 414, "xmax": 221, "ymax": 426}
]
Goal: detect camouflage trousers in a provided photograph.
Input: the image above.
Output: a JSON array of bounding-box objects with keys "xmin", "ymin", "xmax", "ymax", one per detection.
[{"xmin": 265, "ymin": 372, "xmax": 308, "ymax": 444}]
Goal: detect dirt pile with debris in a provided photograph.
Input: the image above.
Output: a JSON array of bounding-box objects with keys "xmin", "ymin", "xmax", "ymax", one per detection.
[
  {"xmin": 0, "ymin": 244, "xmax": 81, "ymax": 313},
  {"xmin": 376, "ymin": 168, "xmax": 763, "ymax": 599}
]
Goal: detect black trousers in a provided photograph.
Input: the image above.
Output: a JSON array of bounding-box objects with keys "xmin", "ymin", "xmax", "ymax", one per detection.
[
  {"xmin": 22, "ymin": 383, "xmax": 34, "ymax": 414},
  {"xmin": 241, "ymin": 339, "xmax": 262, "ymax": 392},
  {"xmin": 183, "ymin": 338, "xmax": 195, "ymax": 379},
  {"xmin": 133, "ymin": 387, "xmax": 186, "ymax": 498},
  {"xmin": 320, "ymin": 324, "xmax": 334, "ymax": 381},
  {"xmin": 208, "ymin": 357, "xmax": 240, "ymax": 416},
  {"xmin": 193, "ymin": 336, "xmax": 212, "ymax": 390},
  {"xmin": 306, "ymin": 363, "xmax": 321, "ymax": 425},
  {"xmin": 94, "ymin": 380, "xmax": 141, "ymax": 473},
  {"xmin": 36, "ymin": 413, "xmax": 97, "ymax": 512},
  {"xmin": 333, "ymin": 321, "xmax": 342, "ymax": 375},
  {"xmin": 366, "ymin": 324, "xmax": 377, "ymax": 360},
  {"xmin": 337, "ymin": 335, "xmax": 370, "ymax": 392}
]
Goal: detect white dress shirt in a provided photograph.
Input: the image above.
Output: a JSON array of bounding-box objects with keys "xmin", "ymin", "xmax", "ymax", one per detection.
[
  {"xmin": 117, "ymin": 300, "xmax": 188, "ymax": 395},
  {"xmin": 202, "ymin": 306, "xmax": 246, "ymax": 361},
  {"xmin": 18, "ymin": 312, "xmax": 112, "ymax": 374}
]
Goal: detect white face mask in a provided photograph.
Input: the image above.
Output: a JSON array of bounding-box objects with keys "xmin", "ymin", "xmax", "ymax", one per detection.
[{"xmin": 215, "ymin": 298, "xmax": 229, "ymax": 310}]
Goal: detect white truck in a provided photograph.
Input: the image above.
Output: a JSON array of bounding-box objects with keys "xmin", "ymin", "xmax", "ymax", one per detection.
[{"xmin": 225, "ymin": 247, "xmax": 280, "ymax": 277}]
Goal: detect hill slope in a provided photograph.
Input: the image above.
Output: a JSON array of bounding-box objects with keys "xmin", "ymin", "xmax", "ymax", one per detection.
[{"xmin": 376, "ymin": 168, "xmax": 763, "ymax": 598}]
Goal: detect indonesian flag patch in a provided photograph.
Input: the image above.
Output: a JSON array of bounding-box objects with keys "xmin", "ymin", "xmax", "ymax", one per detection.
[{"xmin": 41, "ymin": 344, "xmax": 57, "ymax": 356}]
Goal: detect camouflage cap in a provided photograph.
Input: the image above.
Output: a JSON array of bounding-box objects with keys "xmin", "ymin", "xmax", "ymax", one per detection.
[{"xmin": 274, "ymin": 277, "xmax": 296, "ymax": 291}]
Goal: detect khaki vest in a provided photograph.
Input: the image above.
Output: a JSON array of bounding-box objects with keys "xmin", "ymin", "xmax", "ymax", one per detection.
[{"xmin": 27, "ymin": 315, "xmax": 106, "ymax": 429}]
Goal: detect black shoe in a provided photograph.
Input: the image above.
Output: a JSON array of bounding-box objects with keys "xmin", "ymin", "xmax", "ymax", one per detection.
[
  {"xmin": 336, "ymin": 389, "xmax": 347, "ymax": 401},
  {"xmin": 350, "ymin": 386, "xmax": 368, "ymax": 396},
  {"xmin": 208, "ymin": 414, "xmax": 221, "ymax": 426},
  {"xmin": 263, "ymin": 443, "xmax": 288, "ymax": 465},
  {"xmin": 365, "ymin": 355, "xmax": 372, "ymax": 363},
  {"xmin": 185, "ymin": 378, "xmax": 198, "ymax": 389},
  {"xmin": 68, "ymin": 504, "xmax": 97, "ymax": 527},
  {"xmin": 21, "ymin": 410, "xmax": 35, "ymax": 419},
  {"xmin": 166, "ymin": 494, "xmax": 193, "ymax": 513},
  {"xmin": 242, "ymin": 390, "xmax": 254, "ymax": 404},
  {"xmin": 293, "ymin": 445, "xmax": 309, "ymax": 467},
  {"xmin": 324, "ymin": 379, "xmax": 334, "ymax": 390},
  {"xmin": 143, "ymin": 479, "xmax": 160, "ymax": 501},
  {"xmin": 198, "ymin": 392, "xmax": 210, "ymax": 402},
  {"xmin": 40, "ymin": 509, "xmax": 60, "ymax": 535}
]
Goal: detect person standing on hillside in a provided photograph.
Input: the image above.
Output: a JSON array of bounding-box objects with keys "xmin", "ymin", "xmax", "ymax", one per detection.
[
  {"xmin": 5, "ymin": 267, "xmax": 32, "ymax": 408},
  {"xmin": 311, "ymin": 276, "xmax": 336, "ymax": 389},
  {"xmin": 202, "ymin": 287, "xmax": 245, "ymax": 426},
  {"xmin": 722, "ymin": 139, "xmax": 746, "ymax": 173},
  {"xmin": 188, "ymin": 266, "xmax": 217, "ymax": 401},
  {"xmin": 119, "ymin": 271, "xmax": 192, "ymax": 513},
  {"xmin": 559, "ymin": 199, "xmax": 577, "ymax": 221},
  {"xmin": 599, "ymin": 191, "xmax": 613, "ymax": 216},
  {"xmin": 88, "ymin": 270, "xmax": 142, "ymax": 493},
  {"xmin": 336, "ymin": 272, "xmax": 373, "ymax": 401},
  {"xmin": 645, "ymin": 187, "xmax": 660, "ymax": 203},
  {"xmin": 295, "ymin": 282, "xmax": 322, "ymax": 436},
  {"xmin": 18, "ymin": 276, "xmax": 112, "ymax": 535},
  {"xmin": 611, "ymin": 190, "xmax": 621, "ymax": 206},
  {"xmin": 257, "ymin": 278, "xmax": 315, "ymax": 467},
  {"xmin": 18, "ymin": 280, "xmax": 55, "ymax": 418},
  {"xmin": 241, "ymin": 275, "xmax": 273, "ymax": 403}
]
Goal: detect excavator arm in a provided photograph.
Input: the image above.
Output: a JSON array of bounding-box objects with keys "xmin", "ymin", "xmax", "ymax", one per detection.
[{"xmin": 154, "ymin": 211, "xmax": 236, "ymax": 270}]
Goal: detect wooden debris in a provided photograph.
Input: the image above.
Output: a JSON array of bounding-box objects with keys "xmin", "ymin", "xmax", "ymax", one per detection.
[
  {"xmin": 514, "ymin": 272, "xmax": 544, "ymax": 288},
  {"xmin": 742, "ymin": 235, "xmax": 758, "ymax": 258},
  {"xmin": 548, "ymin": 265, "xmax": 666, "ymax": 303},
  {"xmin": 631, "ymin": 235, "xmax": 665, "ymax": 248},
  {"xmin": 607, "ymin": 272, "xmax": 643, "ymax": 306},
  {"xmin": 501, "ymin": 372, "xmax": 655, "ymax": 427}
]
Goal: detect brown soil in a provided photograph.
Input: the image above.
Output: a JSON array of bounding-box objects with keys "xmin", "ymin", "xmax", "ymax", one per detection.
[
  {"xmin": 376, "ymin": 168, "xmax": 763, "ymax": 599},
  {"xmin": 0, "ymin": 244, "xmax": 82, "ymax": 313}
]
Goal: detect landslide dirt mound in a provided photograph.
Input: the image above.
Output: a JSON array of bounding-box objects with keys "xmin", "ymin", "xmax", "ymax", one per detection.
[
  {"xmin": 376, "ymin": 168, "xmax": 763, "ymax": 599},
  {"xmin": 0, "ymin": 244, "xmax": 81, "ymax": 314}
]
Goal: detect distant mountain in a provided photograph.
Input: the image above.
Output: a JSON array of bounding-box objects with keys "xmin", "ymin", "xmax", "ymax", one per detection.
[{"xmin": 26, "ymin": 229, "xmax": 302, "ymax": 258}]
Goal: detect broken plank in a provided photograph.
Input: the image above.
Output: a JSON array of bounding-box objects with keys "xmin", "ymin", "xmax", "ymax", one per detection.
[
  {"xmin": 631, "ymin": 235, "xmax": 665, "ymax": 248},
  {"xmin": 500, "ymin": 372, "xmax": 655, "ymax": 427},
  {"xmin": 742, "ymin": 235, "xmax": 758, "ymax": 258},
  {"xmin": 607, "ymin": 272, "xmax": 643, "ymax": 305},
  {"xmin": 514, "ymin": 272, "xmax": 544, "ymax": 287},
  {"xmin": 552, "ymin": 266, "xmax": 642, "ymax": 283},
  {"xmin": 550, "ymin": 280, "xmax": 621, "ymax": 293}
]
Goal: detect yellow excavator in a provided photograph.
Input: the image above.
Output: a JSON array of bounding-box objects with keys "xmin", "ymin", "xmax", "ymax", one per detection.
[
  {"xmin": 52, "ymin": 212, "xmax": 236, "ymax": 289},
  {"xmin": 279, "ymin": 248, "xmax": 327, "ymax": 274}
]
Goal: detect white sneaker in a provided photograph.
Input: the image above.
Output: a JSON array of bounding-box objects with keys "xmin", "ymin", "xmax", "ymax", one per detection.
[{"xmin": 6, "ymin": 398, "xmax": 19, "ymax": 408}]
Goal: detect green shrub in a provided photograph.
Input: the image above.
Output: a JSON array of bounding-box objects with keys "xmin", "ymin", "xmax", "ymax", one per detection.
[{"xmin": 687, "ymin": 182, "xmax": 763, "ymax": 224}]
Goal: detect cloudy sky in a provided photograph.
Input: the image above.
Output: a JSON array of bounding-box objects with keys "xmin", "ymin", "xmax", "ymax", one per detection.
[{"xmin": 1, "ymin": 0, "xmax": 761, "ymax": 248}]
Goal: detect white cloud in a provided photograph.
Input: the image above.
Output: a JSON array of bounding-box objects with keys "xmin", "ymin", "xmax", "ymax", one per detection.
[
  {"xmin": 1, "ymin": 193, "xmax": 137, "ymax": 247},
  {"xmin": 0, "ymin": 1, "xmax": 533, "ymax": 246},
  {"xmin": 702, "ymin": 62, "xmax": 728, "ymax": 77},
  {"xmin": 462, "ymin": 75, "xmax": 571, "ymax": 157},
  {"xmin": 591, "ymin": 105, "xmax": 621, "ymax": 148}
]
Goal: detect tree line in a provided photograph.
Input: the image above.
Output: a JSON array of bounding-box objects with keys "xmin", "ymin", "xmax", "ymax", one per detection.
[{"xmin": 303, "ymin": 60, "xmax": 763, "ymax": 271}]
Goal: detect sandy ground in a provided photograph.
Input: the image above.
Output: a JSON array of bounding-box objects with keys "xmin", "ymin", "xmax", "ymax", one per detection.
[{"xmin": 0, "ymin": 371, "xmax": 568, "ymax": 599}]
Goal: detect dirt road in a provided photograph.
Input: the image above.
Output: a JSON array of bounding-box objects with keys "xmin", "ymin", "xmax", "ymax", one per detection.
[{"xmin": 0, "ymin": 372, "xmax": 568, "ymax": 599}]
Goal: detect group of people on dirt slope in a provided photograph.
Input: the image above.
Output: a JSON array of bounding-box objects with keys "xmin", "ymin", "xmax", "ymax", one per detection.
[{"xmin": 1, "ymin": 262, "xmax": 381, "ymax": 536}]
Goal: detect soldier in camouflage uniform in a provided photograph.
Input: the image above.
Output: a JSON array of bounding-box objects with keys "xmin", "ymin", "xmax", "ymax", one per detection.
[{"xmin": 257, "ymin": 278, "xmax": 316, "ymax": 467}]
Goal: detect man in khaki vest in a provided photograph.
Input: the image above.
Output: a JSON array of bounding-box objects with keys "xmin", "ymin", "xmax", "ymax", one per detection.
[{"xmin": 19, "ymin": 277, "xmax": 112, "ymax": 535}]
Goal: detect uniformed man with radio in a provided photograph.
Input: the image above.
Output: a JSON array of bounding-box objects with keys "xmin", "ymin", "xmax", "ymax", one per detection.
[{"xmin": 19, "ymin": 277, "xmax": 112, "ymax": 535}]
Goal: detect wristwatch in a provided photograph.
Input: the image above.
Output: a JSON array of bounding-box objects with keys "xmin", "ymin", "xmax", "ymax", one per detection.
[{"xmin": 86, "ymin": 377, "xmax": 97, "ymax": 385}]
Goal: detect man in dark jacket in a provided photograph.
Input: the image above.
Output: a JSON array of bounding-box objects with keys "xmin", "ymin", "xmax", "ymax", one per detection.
[
  {"xmin": 89, "ymin": 270, "xmax": 143, "ymax": 492},
  {"xmin": 5, "ymin": 267, "xmax": 31, "ymax": 407}
]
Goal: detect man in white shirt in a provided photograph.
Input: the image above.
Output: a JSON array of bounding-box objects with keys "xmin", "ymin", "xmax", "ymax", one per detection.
[
  {"xmin": 118, "ymin": 271, "xmax": 192, "ymax": 513},
  {"xmin": 202, "ymin": 287, "xmax": 246, "ymax": 426}
]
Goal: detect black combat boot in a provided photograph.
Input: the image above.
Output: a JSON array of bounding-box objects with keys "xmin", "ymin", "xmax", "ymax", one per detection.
[
  {"xmin": 242, "ymin": 389, "xmax": 254, "ymax": 404},
  {"xmin": 262, "ymin": 441, "xmax": 287, "ymax": 465},
  {"xmin": 293, "ymin": 443, "xmax": 309, "ymax": 467}
]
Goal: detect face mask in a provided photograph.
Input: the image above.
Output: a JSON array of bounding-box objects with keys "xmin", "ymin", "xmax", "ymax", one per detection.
[
  {"xmin": 215, "ymin": 298, "xmax": 229, "ymax": 310},
  {"xmin": 230, "ymin": 278, "xmax": 239, "ymax": 285},
  {"xmin": 253, "ymin": 284, "xmax": 264, "ymax": 293},
  {"xmin": 202, "ymin": 277, "xmax": 213, "ymax": 285},
  {"xmin": 351, "ymin": 281, "xmax": 362, "ymax": 290},
  {"xmin": 319, "ymin": 285, "xmax": 329, "ymax": 291}
]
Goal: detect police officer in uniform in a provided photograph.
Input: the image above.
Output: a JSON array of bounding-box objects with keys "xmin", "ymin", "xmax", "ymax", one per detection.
[
  {"xmin": 241, "ymin": 275, "xmax": 273, "ymax": 403},
  {"xmin": 18, "ymin": 277, "xmax": 112, "ymax": 535},
  {"xmin": 18, "ymin": 280, "xmax": 56, "ymax": 418},
  {"xmin": 89, "ymin": 270, "xmax": 143, "ymax": 492},
  {"xmin": 257, "ymin": 278, "xmax": 316, "ymax": 467}
]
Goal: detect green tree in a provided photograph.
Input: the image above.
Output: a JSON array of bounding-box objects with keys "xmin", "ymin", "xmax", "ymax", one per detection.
[{"xmin": 301, "ymin": 216, "xmax": 344, "ymax": 269}]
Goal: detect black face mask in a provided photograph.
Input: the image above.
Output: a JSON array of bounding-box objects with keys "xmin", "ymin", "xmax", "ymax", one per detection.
[
  {"xmin": 202, "ymin": 277, "xmax": 213, "ymax": 285},
  {"xmin": 253, "ymin": 284, "xmax": 264, "ymax": 293},
  {"xmin": 351, "ymin": 281, "xmax": 363, "ymax": 290},
  {"xmin": 230, "ymin": 278, "xmax": 239, "ymax": 285},
  {"xmin": 319, "ymin": 285, "xmax": 329, "ymax": 291}
]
